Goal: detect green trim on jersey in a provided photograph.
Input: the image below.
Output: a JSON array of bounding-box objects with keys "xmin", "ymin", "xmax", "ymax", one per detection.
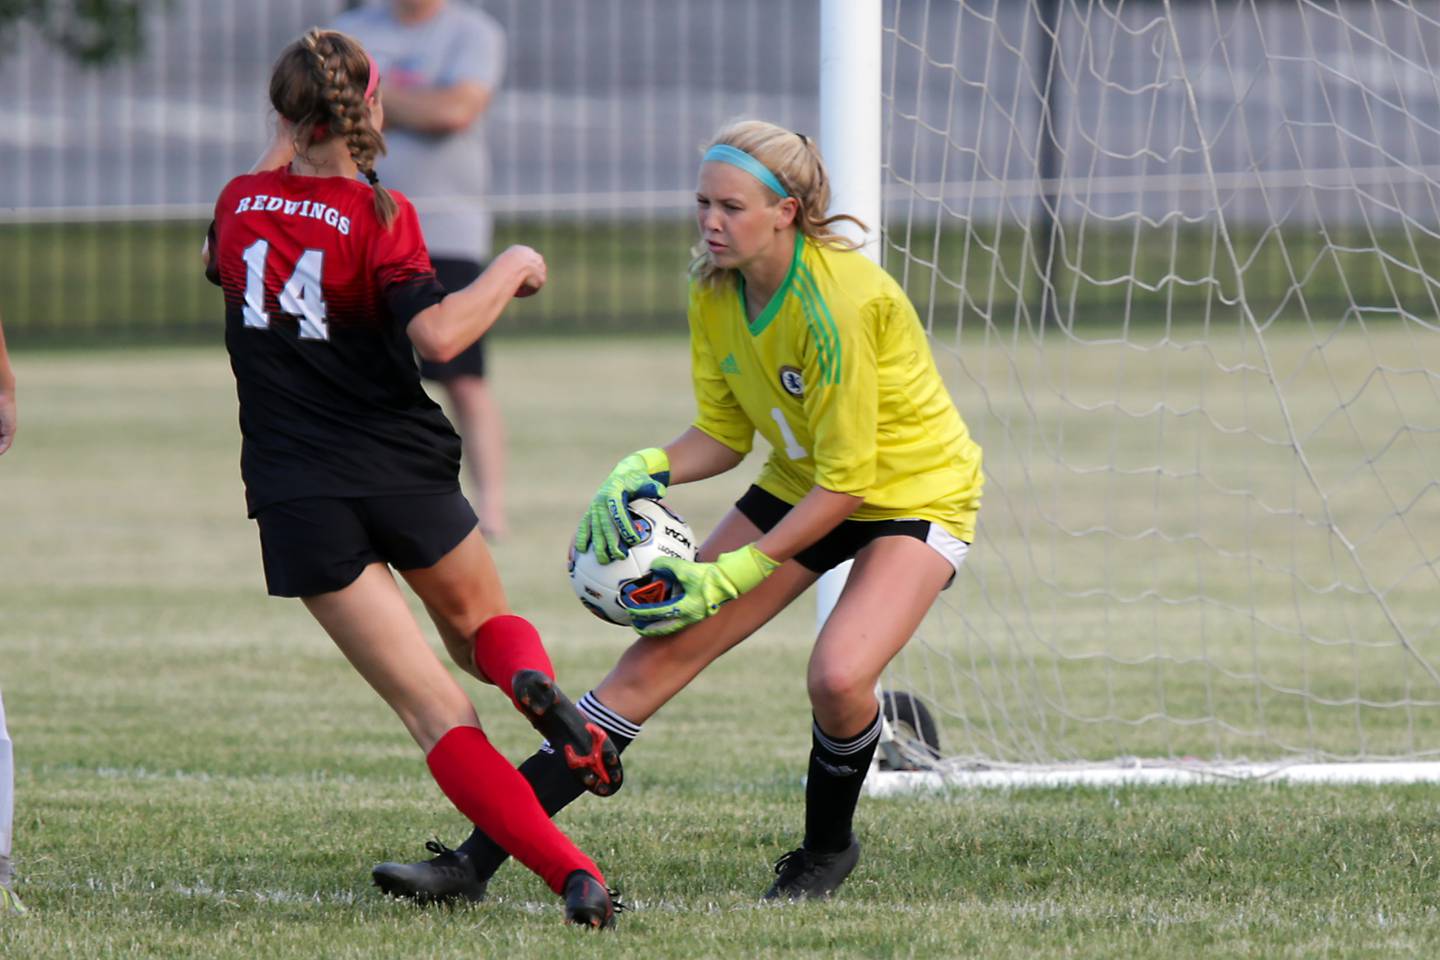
[
  {"xmin": 686, "ymin": 235, "xmax": 983, "ymax": 542},
  {"xmin": 794, "ymin": 263, "xmax": 842, "ymax": 385},
  {"xmin": 738, "ymin": 232, "xmax": 805, "ymax": 337}
]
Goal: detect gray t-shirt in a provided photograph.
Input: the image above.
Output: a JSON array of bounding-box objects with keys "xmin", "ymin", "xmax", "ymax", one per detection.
[{"xmin": 334, "ymin": 2, "xmax": 505, "ymax": 260}]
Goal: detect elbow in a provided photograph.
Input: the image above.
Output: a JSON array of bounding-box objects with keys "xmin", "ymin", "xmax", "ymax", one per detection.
[
  {"xmin": 409, "ymin": 285, "xmax": 503, "ymax": 362},
  {"xmin": 408, "ymin": 315, "xmax": 461, "ymax": 364},
  {"xmin": 414, "ymin": 334, "xmax": 460, "ymax": 364},
  {"xmin": 428, "ymin": 107, "xmax": 480, "ymax": 135},
  {"xmin": 434, "ymin": 115, "xmax": 471, "ymax": 135}
]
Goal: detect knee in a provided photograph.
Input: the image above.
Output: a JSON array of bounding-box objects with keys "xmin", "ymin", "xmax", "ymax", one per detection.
[
  {"xmin": 435, "ymin": 595, "xmax": 512, "ymax": 643},
  {"xmin": 806, "ymin": 662, "xmax": 871, "ymax": 715}
]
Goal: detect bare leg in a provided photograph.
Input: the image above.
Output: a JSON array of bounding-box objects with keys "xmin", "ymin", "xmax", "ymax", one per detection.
[
  {"xmin": 807, "ymin": 536, "xmax": 954, "ymax": 735},
  {"xmin": 401, "ymin": 526, "xmax": 510, "ymax": 684},
  {"xmin": 445, "ymin": 375, "xmax": 506, "ymax": 540},
  {"xmin": 303, "ymin": 563, "xmax": 478, "ymax": 749}
]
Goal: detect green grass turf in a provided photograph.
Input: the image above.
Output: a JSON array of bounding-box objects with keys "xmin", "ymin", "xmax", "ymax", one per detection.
[{"xmin": 3, "ymin": 339, "xmax": 1440, "ymax": 957}]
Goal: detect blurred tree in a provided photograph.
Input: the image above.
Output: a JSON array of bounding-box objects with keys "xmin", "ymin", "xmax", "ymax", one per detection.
[{"xmin": 0, "ymin": 0, "xmax": 170, "ymax": 65}]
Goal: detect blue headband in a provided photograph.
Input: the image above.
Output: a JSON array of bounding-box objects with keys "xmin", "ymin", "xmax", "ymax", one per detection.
[{"xmin": 703, "ymin": 144, "xmax": 790, "ymax": 198}]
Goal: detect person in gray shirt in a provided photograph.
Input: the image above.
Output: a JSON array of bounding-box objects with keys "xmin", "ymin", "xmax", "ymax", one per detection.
[{"xmin": 335, "ymin": 0, "xmax": 510, "ymax": 539}]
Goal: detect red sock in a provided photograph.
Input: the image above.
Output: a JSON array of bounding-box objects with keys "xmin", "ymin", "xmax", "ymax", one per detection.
[
  {"xmin": 426, "ymin": 725, "xmax": 601, "ymax": 893},
  {"xmin": 473, "ymin": 614, "xmax": 555, "ymax": 706}
]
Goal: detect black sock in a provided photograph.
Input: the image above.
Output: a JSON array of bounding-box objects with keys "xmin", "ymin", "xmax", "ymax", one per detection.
[
  {"xmin": 803, "ymin": 708, "xmax": 882, "ymax": 854},
  {"xmin": 458, "ymin": 692, "xmax": 641, "ymax": 879}
]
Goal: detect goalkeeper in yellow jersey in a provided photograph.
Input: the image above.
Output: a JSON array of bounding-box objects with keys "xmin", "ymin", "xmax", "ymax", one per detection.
[{"xmin": 372, "ymin": 118, "xmax": 983, "ymax": 903}]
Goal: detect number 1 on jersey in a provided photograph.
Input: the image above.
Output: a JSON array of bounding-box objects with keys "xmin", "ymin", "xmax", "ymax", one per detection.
[
  {"xmin": 770, "ymin": 407, "xmax": 809, "ymax": 460},
  {"xmin": 241, "ymin": 239, "xmax": 330, "ymax": 341}
]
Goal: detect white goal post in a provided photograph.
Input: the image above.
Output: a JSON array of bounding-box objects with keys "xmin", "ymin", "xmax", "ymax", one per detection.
[{"xmin": 819, "ymin": 0, "xmax": 1440, "ymax": 789}]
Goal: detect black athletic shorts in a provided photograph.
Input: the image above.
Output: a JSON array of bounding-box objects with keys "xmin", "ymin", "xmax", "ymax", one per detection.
[
  {"xmin": 735, "ymin": 485, "xmax": 961, "ymax": 575},
  {"xmin": 254, "ymin": 490, "xmax": 478, "ymax": 597},
  {"xmin": 418, "ymin": 257, "xmax": 487, "ymax": 381}
]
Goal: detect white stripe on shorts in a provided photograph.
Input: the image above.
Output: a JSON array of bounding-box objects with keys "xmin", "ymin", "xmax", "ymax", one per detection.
[{"xmin": 922, "ymin": 523, "xmax": 970, "ymax": 589}]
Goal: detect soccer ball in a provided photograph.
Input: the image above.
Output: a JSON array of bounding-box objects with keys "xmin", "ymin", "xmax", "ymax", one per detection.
[{"xmin": 568, "ymin": 497, "xmax": 697, "ymax": 626}]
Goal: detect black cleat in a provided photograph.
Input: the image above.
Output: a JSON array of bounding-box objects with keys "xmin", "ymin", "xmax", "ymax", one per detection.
[
  {"xmin": 512, "ymin": 669, "xmax": 623, "ymax": 797},
  {"xmin": 762, "ymin": 835, "xmax": 861, "ymax": 901},
  {"xmin": 562, "ymin": 870, "xmax": 616, "ymax": 929},
  {"xmin": 372, "ymin": 840, "xmax": 488, "ymax": 905}
]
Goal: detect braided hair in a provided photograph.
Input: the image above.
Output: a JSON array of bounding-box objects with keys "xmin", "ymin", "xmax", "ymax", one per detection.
[{"xmin": 270, "ymin": 28, "xmax": 397, "ymax": 227}]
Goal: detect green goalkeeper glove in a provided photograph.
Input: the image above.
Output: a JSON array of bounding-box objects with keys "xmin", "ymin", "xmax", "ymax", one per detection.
[
  {"xmin": 575, "ymin": 447, "xmax": 671, "ymax": 564},
  {"xmin": 624, "ymin": 544, "xmax": 780, "ymax": 637}
]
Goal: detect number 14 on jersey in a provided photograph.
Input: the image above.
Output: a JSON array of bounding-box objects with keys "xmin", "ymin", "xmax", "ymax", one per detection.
[{"xmin": 241, "ymin": 239, "xmax": 330, "ymax": 341}]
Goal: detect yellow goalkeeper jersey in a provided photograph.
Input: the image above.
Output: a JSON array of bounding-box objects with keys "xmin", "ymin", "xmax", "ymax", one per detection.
[{"xmin": 688, "ymin": 234, "xmax": 983, "ymax": 541}]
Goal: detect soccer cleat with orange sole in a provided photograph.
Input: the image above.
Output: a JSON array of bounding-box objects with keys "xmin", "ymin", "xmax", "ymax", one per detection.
[{"xmin": 512, "ymin": 669, "xmax": 623, "ymax": 797}]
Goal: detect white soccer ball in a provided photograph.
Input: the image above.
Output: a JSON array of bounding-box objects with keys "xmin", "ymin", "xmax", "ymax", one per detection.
[{"xmin": 568, "ymin": 497, "xmax": 697, "ymax": 627}]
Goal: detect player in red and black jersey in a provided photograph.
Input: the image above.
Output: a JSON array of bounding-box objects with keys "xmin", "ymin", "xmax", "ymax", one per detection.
[{"xmin": 204, "ymin": 28, "xmax": 615, "ymax": 928}]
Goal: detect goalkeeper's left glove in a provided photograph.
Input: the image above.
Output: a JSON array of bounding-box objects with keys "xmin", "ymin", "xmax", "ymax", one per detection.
[
  {"xmin": 575, "ymin": 447, "xmax": 671, "ymax": 564},
  {"xmin": 622, "ymin": 544, "xmax": 780, "ymax": 637}
]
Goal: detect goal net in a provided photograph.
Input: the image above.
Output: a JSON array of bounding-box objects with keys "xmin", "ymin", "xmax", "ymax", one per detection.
[{"xmin": 874, "ymin": 0, "xmax": 1440, "ymax": 783}]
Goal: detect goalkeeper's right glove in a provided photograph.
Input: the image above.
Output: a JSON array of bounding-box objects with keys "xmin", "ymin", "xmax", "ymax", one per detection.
[
  {"xmin": 575, "ymin": 447, "xmax": 671, "ymax": 564},
  {"xmin": 624, "ymin": 544, "xmax": 780, "ymax": 637}
]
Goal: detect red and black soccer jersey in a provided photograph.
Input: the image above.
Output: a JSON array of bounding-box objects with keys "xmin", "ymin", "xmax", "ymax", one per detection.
[{"xmin": 209, "ymin": 169, "xmax": 458, "ymax": 516}]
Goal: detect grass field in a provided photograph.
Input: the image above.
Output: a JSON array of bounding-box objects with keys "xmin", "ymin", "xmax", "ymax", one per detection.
[{"xmin": 3, "ymin": 338, "xmax": 1440, "ymax": 957}]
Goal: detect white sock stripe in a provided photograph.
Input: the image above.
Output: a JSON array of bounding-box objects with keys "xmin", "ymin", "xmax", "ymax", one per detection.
[
  {"xmin": 577, "ymin": 692, "xmax": 642, "ymax": 739},
  {"xmin": 580, "ymin": 701, "xmax": 642, "ymax": 740},
  {"xmin": 813, "ymin": 713, "xmax": 883, "ymax": 756}
]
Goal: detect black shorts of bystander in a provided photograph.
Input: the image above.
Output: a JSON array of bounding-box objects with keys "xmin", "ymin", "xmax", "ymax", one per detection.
[{"xmin": 418, "ymin": 258, "xmax": 487, "ymax": 381}]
